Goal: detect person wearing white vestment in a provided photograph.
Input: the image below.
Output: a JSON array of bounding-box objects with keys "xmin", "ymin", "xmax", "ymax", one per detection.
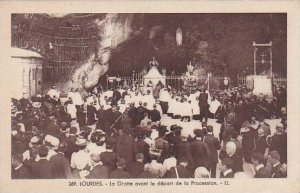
[
  {"xmin": 209, "ymin": 96, "xmax": 221, "ymax": 117},
  {"xmin": 72, "ymin": 89, "xmax": 83, "ymax": 106},
  {"xmin": 159, "ymin": 88, "xmax": 170, "ymax": 114}
]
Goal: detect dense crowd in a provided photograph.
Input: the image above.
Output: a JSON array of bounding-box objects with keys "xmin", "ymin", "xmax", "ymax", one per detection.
[{"xmin": 11, "ymin": 83, "xmax": 287, "ymax": 179}]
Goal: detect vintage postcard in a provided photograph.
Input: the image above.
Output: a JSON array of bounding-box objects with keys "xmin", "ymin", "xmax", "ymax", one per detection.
[{"xmin": 0, "ymin": 1, "xmax": 299, "ymax": 193}]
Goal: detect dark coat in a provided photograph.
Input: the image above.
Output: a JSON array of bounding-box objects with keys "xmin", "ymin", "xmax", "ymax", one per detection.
[
  {"xmin": 125, "ymin": 161, "xmax": 144, "ymax": 177},
  {"xmin": 86, "ymin": 165, "xmax": 109, "ymax": 179},
  {"xmin": 254, "ymin": 136, "xmax": 268, "ymax": 155},
  {"xmin": 12, "ymin": 165, "xmax": 31, "ymax": 179},
  {"xmin": 108, "ymin": 168, "xmax": 131, "ymax": 179},
  {"xmin": 30, "ymin": 159, "xmax": 54, "ymax": 179},
  {"xmin": 164, "ymin": 165, "xmax": 191, "ymax": 178},
  {"xmin": 101, "ymin": 151, "xmax": 118, "ymax": 173},
  {"xmin": 198, "ymin": 92, "xmax": 208, "ymax": 107},
  {"xmin": 204, "ymin": 134, "xmax": 221, "ymax": 164},
  {"xmin": 49, "ymin": 153, "xmax": 72, "ymax": 179},
  {"xmin": 189, "ymin": 139, "xmax": 210, "ymax": 169},
  {"xmin": 65, "ymin": 135, "xmax": 79, "ymax": 162},
  {"xmin": 135, "ymin": 139, "xmax": 151, "ymax": 163},
  {"xmin": 242, "ymin": 130, "xmax": 255, "ymax": 162},
  {"xmin": 87, "ymin": 105, "xmax": 97, "ymax": 125},
  {"xmin": 135, "ymin": 106, "xmax": 146, "ymax": 125},
  {"xmin": 269, "ymin": 133, "xmax": 287, "ymax": 164},
  {"xmin": 176, "ymin": 141, "xmax": 194, "ymax": 170},
  {"xmin": 115, "ymin": 135, "xmax": 137, "ymax": 164},
  {"xmin": 150, "ymin": 109, "xmax": 161, "ymax": 122},
  {"xmin": 254, "ymin": 166, "xmax": 271, "ymax": 178}
]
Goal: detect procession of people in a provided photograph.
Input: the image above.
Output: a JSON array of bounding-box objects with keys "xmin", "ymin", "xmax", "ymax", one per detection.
[{"xmin": 11, "ymin": 80, "xmax": 287, "ymax": 179}]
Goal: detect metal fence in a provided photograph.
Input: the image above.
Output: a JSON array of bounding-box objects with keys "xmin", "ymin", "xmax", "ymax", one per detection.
[
  {"xmin": 237, "ymin": 75, "xmax": 287, "ymax": 88},
  {"xmin": 106, "ymin": 73, "xmax": 232, "ymax": 91}
]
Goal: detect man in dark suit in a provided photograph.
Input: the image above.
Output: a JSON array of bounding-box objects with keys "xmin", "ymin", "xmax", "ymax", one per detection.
[
  {"xmin": 254, "ymin": 128, "xmax": 268, "ymax": 155},
  {"xmin": 87, "ymin": 102, "xmax": 97, "ymax": 126},
  {"xmin": 203, "ymin": 125, "xmax": 221, "ymax": 178},
  {"xmin": 220, "ymin": 157, "xmax": 234, "ymax": 178},
  {"xmin": 268, "ymin": 151, "xmax": 287, "ymax": 178},
  {"xmin": 251, "ymin": 152, "xmax": 271, "ymax": 178},
  {"xmin": 135, "ymin": 133, "xmax": 151, "ymax": 163},
  {"xmin": 164, "ymin": 158, "xmax": 191, "ymax": 178},
  {"xmin": 12, "ymin": 154, "xmax": 31, "ymax": 179},
  {"xmin": 150, "ymin": 104, "xmax": 161, "ymax": 122},
  {"xmin": 65, "ymin": 127, "xmax": 78, "ymax": 162},
  {"xmin": 176, "ymin": 133, "xmax": 194, "ymax": 172},
  {"xmin": 135, "ymin": 102, "xmax": 146, "ymax": 125},
  {"xmin": 268, "ymin": 123, "xmax": 287, "ymax": 164},
  {"xmin": 109, "ymin": 158, "xmax": 131, "ymax": 179},
  {"xmin": 49, "ymin": 142, "xmax": 72, "ymax": 179},
  {"xmin": 115, "ymin": 129, "xmax": 137, "ymax": 164},
  {"xmin": 198, "ymin": 89, "xmax": 209, "ymax": 122},
  {"xmin": 86, "ymin": 153, "xmax": 109, "ymax": 179},
  {"xmin": 125, "ymin": 153, "xmax": 145, "ymax": 177},
  {"xmin": 30, "ymin": 145, "xmax": 54, "ymax": 179},
  {"xmin": 101, "ymin": 136, "xmax": 118, "ymax": 173},
  {"xmin": 96, "ymin": 105, "xmax": 106, "ymax": 132},
  {"xmin": 190, "ymin": 129, "xmax": 210, "ymax": 170}
]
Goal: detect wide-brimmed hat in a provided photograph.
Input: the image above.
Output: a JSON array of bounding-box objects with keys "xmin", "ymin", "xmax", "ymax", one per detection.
[{"xmin": 75, "ymin": 137, "xmax": 88, "ymax": 146}]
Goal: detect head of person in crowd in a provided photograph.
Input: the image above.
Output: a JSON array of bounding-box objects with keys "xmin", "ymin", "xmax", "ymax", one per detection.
[
  {"xmin": 158, "ymin": 125, "xmax": 168, "ymax": 138},
  {"xmin": 69, "ymin": 127, "xmax": 77, "ymax": 136},
  {"xmin": 117, "ymin": 158, "xmax": 127, "ymax": 169},
  {"xmin": 137, "ymin": 131, "xmax": 145, "ymax": 140},
  {"xmin": 136, "ymin": 153, "xmax": 144, "ymax": 163},
  {"xmin": 220, "ymin": 157, "xmax": 234, "ymax": 174},
  {"xmin": 105, "ymin": 136, "xmax": 116, "ymax": 150},
  {"xmin": 226, "ymin": 141, "xmax": 237, "ymax": 157},
  {"xmin": 91, "ymin": 153, "xmax": 102, "ymax": 165},
  {"xmin": 95, "ymin": 133, "xmax": 106, "ymax": 147},
  {"xmin": 143, "ymin": 102, "xmax": 148, "ymax": 108},
  {"xmin": 111, "ymin": 104, "xmax": 117, "ymax": 112},
  {"xmin": 275, "ymin": 123, "xmax": 284, "ymax": 134},
  {"xmin": 194, "ymin": 129, "xmax": 203, "ymax": 140},
  {"xmin": 281, "ymin": 107, "xmax": 287, "ymax": 115},
  {"xmin": 44, "ymin": 135, "xmax": 60, "ymax": 150},
  {"xmin": 257, "ymin": 128, "xmax": 265, "ymax": 137},
  {"xmin": 194, "ymin": 167, "xmax": 210, "ymax": 178},
  {"xmin": 207, "ymin": 125, "xmax": 214, "ymax": 135},
  {"xmin": 229, "ymin": 131, "xmax": 238, "ymax": 142},
  {"xmin": 57, "ymin": 141, "xmax": 68, "ymax": 154},
  {"xmin": 29, "ymin": 136, "xmax": 42, "ymax": 148},
  {"xmin": 181, "ymin": 130, "xmax": 189, "ymax": 142},
  {"xmin": 60, "ymin": 122, "xmax": 69, "ymax": 133},
  {"xmin": 75, "ymin": 136, "xmax": 89, "ymax": 151},
  {"xmin": 12, "ymin": 153, "xmax": 24, "ymax": 169},
  {"xmin": 267, "ymin": 151, "xmax": 281, "ymax": 166},
  {"xmin": 251, "ymin": 152, "xmax": 265, "ymax": 167},
  {"xmin": 38, "ymin": 145, "xmax": 49, "ymax": 158},
  {"xmin": 251, "ymin": 116, "xmax": 257, "ymax": 123}
]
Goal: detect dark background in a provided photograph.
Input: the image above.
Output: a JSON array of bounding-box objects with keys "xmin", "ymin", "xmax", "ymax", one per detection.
[{"xmin": 11, "ymin": 13, "xmax": 287, "ymax": 84}]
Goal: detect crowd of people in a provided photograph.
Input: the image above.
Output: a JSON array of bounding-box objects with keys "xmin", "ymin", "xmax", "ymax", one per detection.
[{"xmin": 11, "ymin": 82, "xmax": 287, "ymax": 179}]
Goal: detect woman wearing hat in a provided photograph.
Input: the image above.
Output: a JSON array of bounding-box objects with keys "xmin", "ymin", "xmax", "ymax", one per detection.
[{"xmin": 70, "ymin": 136, "xmax": 91, "ymax": 178}]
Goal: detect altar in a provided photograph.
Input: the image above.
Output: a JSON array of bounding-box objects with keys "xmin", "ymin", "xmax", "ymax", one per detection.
[
  {"xmin": 143, "ymin": 66, "xmax": 166, "ymax": 86},
  {"xmin": 143, "ymin": 57, "xmax": 166, "ymax": 86}
]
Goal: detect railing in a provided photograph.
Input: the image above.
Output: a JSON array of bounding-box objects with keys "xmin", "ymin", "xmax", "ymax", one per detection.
[
  {"xmin": 106, "ymin": 73, "xmax": 231, "ymax": 91},
  {"xmin": 237, "ymin": 74, "xmax": 287, "ymax": 88}
]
